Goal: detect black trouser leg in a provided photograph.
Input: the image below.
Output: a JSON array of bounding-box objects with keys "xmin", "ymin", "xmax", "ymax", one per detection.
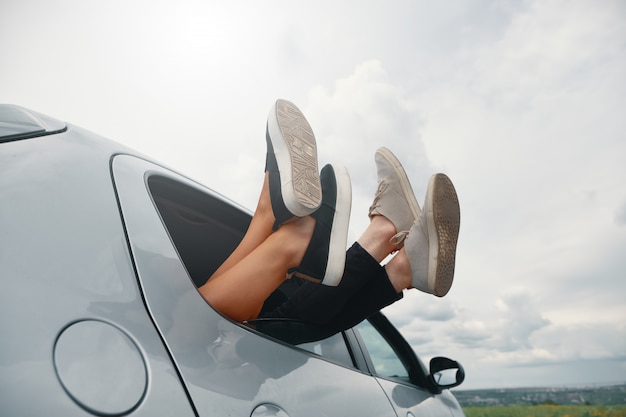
[{"xmin": 262, "ymin": 242, "xmax": 402, "ymax": 333}]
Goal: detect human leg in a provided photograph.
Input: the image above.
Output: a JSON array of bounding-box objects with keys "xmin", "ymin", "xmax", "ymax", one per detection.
[
  {"xmin": 209, "ymin": 173, "xmax": 276, "ymax": 280},
  {"xmin": 201, "ymin": 163, "xmax": 351, "ymax": 322},
  {"xmin": 209, "ymin": 99, "xmax": 321, "ymax": 280},
  {"xmin": 261, "ymin": 241, "xmax": 402, "ymax": 329},
  {"xmin": 348, "ymin": 171, "xmax": 461, "ymax": 298},
  {"xmin": 262, "ymin": 147, "xmax": 420, "ymax": 326},
  {"xmin": 347, "ymin": 151, "xmax": 460, "ymax": 298},
  {"xmin": 199, "ymin": 99, "xmax": 353, "ymax": 321},
  {"xmin": 263, "ymin": 148, "xmax": 460, "ymax": 329},
  {"xmin": 200, "ymin": 216, "xmax": 316, "ymax": 322}
]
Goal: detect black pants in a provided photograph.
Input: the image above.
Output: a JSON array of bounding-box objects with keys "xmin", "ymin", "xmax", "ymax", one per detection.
[{"xmin": 261, "ymin": 242, "xmax": 403, "ymax": 334}]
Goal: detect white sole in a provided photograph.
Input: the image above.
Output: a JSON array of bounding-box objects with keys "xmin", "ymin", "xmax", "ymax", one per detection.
[
  {"xmin": 321, "ymin": 165, "xmax": 352, "ymax": 286},
  {"xmin": 267, "ymin": 99, "xmax": 321, "ymax": 216}
]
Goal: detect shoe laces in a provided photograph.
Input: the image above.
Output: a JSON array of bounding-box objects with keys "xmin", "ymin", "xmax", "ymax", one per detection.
[
  {"xmin": 368, "ymin": 180, "xmax": 389, "ymax": 217},
  {"xmin": 371, "ymin": 180, "xmax": 409, "ymax": 248},
  {"xmin": 389, "ymin": 230, "xmax": 409, "ymax": 248}
]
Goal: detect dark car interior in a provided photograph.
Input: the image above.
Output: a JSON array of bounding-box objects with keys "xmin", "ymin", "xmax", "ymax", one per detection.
[{"xmin": 148, "ymin": 174, "xmax": 250, "ymax": 287}]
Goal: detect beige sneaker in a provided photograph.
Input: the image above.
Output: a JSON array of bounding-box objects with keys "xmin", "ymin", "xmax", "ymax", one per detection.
[
  {"xmin": 369, "ymin": 147, "xmax": 421, "ymax": 247},
  {"xmin": 405, "ymin": 173, "xmax": 460, "ymax": 297}
]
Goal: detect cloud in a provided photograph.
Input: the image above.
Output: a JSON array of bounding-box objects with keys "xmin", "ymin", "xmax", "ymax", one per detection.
[
  {"xmin": 307, "ymin": 59, "xmax": 431, "ymax": 177},
  {"xmin": 394, "ymin": 285, "xmax": 625, "ymax": 388},
  {"xmin": 615, "ymin": 199, "xmax": 626, "ymax": 226},
  {"xmin": 471, "ymin": 1, "xmax": 624, "ymax": 102},
  {"xmin": 385, "ymin": 292, "xmax": 457, "ymax": 324},
  {"xmin": 418, "ymin": 287, "xmax": 553, "ymax": 355},
  {"xmin": 492, "ymin": 288, "xmax": 551, "ymax": 352},
  {"xmin": 532, "ymin": 322, "xmax": 626, "ymax": 364},
  {"xmin": 450, "ymin": 320, "xmax": 493, "ymax": 349},
  {"xmin": 478, "ymin": 320, "xmax": 626, "ymax": 371},
  {"xmin": 305, "ymin": 60, "xmax": 434, "ymax": 242}
]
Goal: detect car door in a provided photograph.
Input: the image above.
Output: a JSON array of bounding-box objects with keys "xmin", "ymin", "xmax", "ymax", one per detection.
[
  {"xmin": 352, "ymin": 313, "xmax": 466, "ymax": 417},
  {"xmin": 111, "ymin": 154, "xmax": 399, "ymax": 417}
]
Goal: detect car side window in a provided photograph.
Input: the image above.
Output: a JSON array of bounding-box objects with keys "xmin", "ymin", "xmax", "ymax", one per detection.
[
  {"xmin": 247, "ymin": 319, "xmax": 355, "ymax": 369},
  {"xmin": 147, "ymin": 174, "xmax": 251, "ymax": 288},
  {"xmin": 355, "ymin": 319, "xmax": 410, "ymax": 381},
  {"xmin": 148, "ymin": 174, "xmax": 357, "ymax": 368},
  {"xmin": 296, "ymin": 333, "xmax": 354, "ymax": 369}
]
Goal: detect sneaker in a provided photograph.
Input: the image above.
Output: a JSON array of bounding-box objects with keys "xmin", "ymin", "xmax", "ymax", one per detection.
[
  {"xmin": 289, "ymin": 164, "xmax": 352, "ymax": 286},
  {"xmin": 404, "ymin": 173, "xmax": 460, "ymax": 297},
  {"xmin": 369, "ymin": 147, "xmax": 421, "ymax": 247},
  {"xmin": 265, "ymin": 99, "xmax": 322, "ymax": 230}
]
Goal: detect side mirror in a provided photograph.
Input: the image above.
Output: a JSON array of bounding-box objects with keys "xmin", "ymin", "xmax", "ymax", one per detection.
[{"xmin": 429, "ymin": 356, "xmax": 465, "ymax": 390}]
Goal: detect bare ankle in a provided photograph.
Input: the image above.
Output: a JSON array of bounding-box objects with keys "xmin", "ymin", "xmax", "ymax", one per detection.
[
  {"xmin": 370, "ymin": 214, "xmax": 397, "ymax": 236},
  {"xmin": 357, "ymin": 215, "xmax": 399, "ymax": 262},
  {"xmin": 385, "ymin": 249, "xmax": 412, "ymax": 293}
]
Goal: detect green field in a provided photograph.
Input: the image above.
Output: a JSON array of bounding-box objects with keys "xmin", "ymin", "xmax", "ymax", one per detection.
[{"xmin": 463, "ymin": 404, "xmax": 626, "ymax": 417}]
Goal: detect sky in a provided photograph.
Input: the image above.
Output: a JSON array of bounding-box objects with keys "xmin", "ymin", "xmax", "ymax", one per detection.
[{"xmin": 2, "ymin": 0, "xmax": 625, "ymax": 390}]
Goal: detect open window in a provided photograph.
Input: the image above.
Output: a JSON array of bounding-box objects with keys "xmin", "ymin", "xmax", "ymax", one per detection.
[
  {"xmin": 147, "ymin": 175, "xmax": 251, "ymax": 288},
  {"xmin": 146, "ymin": 174, "xmax": 310, "ymax": 309},
  {"xmin": 147, "ymin": 174, "xmax": 360, "ymax": 368}
]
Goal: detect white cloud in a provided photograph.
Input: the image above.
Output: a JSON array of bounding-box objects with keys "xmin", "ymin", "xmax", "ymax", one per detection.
[
  {"xmin": 615, "ymin": 199, "xmax": 626, "ymax": 226},
  {"xmin": 492, "ymin": 288, "xmax": 551, "ymax": 352},
  {"xmin": 305, "ymin": 60, "xmax": 433, "ymax": 242}
]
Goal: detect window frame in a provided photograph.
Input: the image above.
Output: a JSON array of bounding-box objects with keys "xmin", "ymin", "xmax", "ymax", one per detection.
[
  {"xmin": 147, "ymin": 173, "xmax": 252, "ymax": 288},
  {"xmin": 353, "ymin": 318, "xmax": 412, "ymax": 383},
  {"xmin": 145, "ymin": 171, "xmax": 373, "ymax": 372}
]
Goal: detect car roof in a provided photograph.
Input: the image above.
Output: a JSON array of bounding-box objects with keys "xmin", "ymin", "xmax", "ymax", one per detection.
[{"xmin": 0, "ymin": 104, "xmax": 67, "ymax": 143}]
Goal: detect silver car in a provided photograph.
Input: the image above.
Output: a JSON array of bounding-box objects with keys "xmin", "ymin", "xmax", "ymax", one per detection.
[{"xmin": 0, "ymin": 104, "xmax": 466, "ymax": 416}]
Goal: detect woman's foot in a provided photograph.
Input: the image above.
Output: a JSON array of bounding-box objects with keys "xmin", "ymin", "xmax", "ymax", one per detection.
[
  {"xmin": 404, "ymin": 173, "xmax": 460, "ymax": 297},
  {"xmin": 357, "ymin": 215, "xmax": 399, "ymax": 263},
  {"xmin": 265, "ymin": 99, "xmax": 322, "ymax": 229},
  {"xmin": 290, "ymin": 164, "xmax": 352, "ymax": 286},
  {"xmin": 369, "ymin": 147, "xmax": 421, "ymax": 248}
]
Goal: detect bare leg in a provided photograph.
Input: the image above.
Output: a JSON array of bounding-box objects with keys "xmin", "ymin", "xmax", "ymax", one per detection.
[
  {"xmin": 384, "ymin": 248, "xmax": 412, "ymax": 293},
  {"xmin": 358, "ymin": 214, "xmax": 412, "ymax": 293},
  {"xmin": 209, "ymin": 173, "xmax": 276, "ymax": 281},
  {"xmin": 356, "ymin": 215, "xmax": 398, "ymax": 263},
  {"xmin": 199, "ymin": 215, "xmax": 316, "ymax": 322},
  {"xmin": 261, "ymin": 215, "xmax": 405, "ymax": 330}
]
